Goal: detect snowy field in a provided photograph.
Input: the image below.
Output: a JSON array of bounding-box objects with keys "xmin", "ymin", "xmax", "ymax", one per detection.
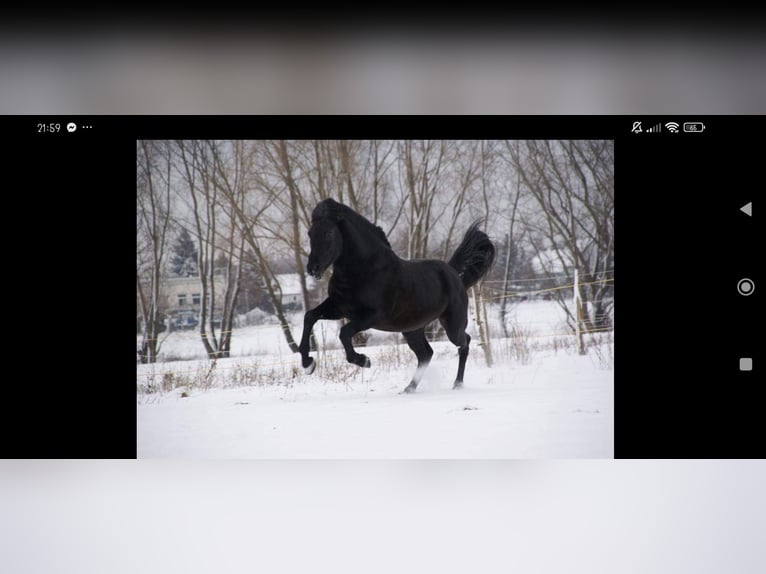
[{"xmin": 137, "ymin": 300, "xmax": 613, "ymax": 459}]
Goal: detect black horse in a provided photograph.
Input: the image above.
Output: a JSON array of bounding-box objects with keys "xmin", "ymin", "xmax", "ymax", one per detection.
[{"xmin": 299, "ymin": 198, "xmax": 496, "ymax": 393}]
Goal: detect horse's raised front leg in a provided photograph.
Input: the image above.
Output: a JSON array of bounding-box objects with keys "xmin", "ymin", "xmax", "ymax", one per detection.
[
  {"xmin": 299, "ymin": 298, "xmax": 343, "ymax": 374},
  {"xmin": 338, "ymin": 315, "xmax": 379, "ymax": 369}
]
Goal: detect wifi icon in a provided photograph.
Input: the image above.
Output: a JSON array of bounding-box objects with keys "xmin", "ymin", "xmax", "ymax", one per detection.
[{"xmin": 665, "ymin": 122, "xmax": 680, "ymax": 133}]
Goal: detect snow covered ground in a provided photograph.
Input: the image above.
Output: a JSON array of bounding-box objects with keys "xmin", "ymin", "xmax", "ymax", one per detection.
[{"xmin": 137, "ymin": 301, "xmax": 613, "ymax": 459}]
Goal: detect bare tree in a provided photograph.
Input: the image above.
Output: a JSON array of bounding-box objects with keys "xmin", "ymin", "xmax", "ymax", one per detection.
[
  {"xmin": 207, "ymin": 140, "xmax": 250, "ymax": 357},
  {"xmin": 276, "ymin": 140, "xmax": 315, "ymax": 314},
  {"xmin": 366, "ymin": 140, "xmax": 397, "ymax": 225},
  {"xmin": 507, "ymin": 140, "xmax": 614, "ymax": 336},
  {"xmin": 439, "ymin": 141, "xmax": 482, "ymax": 261},
  {"xmin": 173, "ymin": 140, "xmax": 246, "ymax": 359},
  {"xmin": 397, "ymin": 140, "xmax": 450, "ymax": 259},
  {"xmin": 496, "ymin": 141, "xmax": 527, "ymax": 338},
  {"xmin": 136, "ymin": 140, "xmax": 173, "ymax": 363},
  {"xmin": 219, "ymin": 140, "xmax": 300, "ymax": 353}
]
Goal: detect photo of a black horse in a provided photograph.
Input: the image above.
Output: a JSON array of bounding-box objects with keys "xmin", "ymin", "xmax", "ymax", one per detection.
[{"xmin": 299, "ymin": 198, "xmax": 496, "ymax": 393}]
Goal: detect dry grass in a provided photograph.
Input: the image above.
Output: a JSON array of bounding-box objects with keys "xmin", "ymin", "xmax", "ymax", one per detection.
[{"xmin": 137, "ymin": 327, "xmax": 614, "ymax": 397}]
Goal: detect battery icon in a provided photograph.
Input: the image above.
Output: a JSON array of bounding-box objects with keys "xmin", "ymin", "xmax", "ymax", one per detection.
[{"xmin": 683, "ymin": 122, "xmax": 705, "ymax": 133}]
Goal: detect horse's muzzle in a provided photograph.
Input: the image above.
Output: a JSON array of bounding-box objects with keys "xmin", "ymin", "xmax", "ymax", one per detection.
[
  {"xmin": 309, "ymin": 269, "xmax": 322, "ymax": 280},
  {"xmin": 308, "ymin": 264, "xmax": 323, "ymax": 279}
]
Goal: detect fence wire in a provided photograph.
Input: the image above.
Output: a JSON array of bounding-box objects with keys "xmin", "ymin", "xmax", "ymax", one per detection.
[
  {"xmin": 137, "ymin": 272, "xmax": 615, "ymax": 374},
  {"xmin": 136, "ymin": 326, "xmax": 614, "ymax": 379}
]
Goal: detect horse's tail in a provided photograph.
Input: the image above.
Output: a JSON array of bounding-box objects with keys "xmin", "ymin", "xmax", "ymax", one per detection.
[{"xmin": 447, "ymin": 220, "xmax": 496, "ymax": 290}]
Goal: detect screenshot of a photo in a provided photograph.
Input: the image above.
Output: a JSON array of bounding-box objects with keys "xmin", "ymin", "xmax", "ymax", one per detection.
[{"xmin": 6, "ymin": 116, "xmax": 761, "ymax": 459}]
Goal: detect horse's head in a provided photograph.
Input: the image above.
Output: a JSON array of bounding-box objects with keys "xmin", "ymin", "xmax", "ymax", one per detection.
[{"xmin": 307, "ymin": 216, "xmax": 343, "ymax": 279}]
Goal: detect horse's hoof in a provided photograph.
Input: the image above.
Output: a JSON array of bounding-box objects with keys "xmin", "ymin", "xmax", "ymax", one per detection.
[
  {"xmin": 303, "ymin": 358, "xmax": 316, "ymax": 375},
  {"xmin": 452, "ymin": 382, "xmax": 463, "ymax": 390},
  {"xmin": 400, "ymin": 383, "xmax": 417, "ymax": 394},
  {"xmin": 361, "ymin": 355, "xmax": 371, "ymax": 368}
]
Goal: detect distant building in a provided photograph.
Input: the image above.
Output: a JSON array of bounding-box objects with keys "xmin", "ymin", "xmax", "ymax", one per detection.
[
  {"xmin": 272, "ymin": 273, "xmax": 317, "ymax": 312},
  {"xmin": 163, "ymin": 270, "xmax": 227, "ymax": 330},
  {"xmin": 139, "ymin": 269, "xmax": 317, "ymax": 334}
]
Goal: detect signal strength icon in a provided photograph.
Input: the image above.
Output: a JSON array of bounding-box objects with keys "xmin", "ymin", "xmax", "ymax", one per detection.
[
  {"xmin": 665, "ymin": 122, "xmax": 680, "ymax": 133},
  {"xmin": 646, "ymin": 123, "xmax": 662, "ymax": 133}
]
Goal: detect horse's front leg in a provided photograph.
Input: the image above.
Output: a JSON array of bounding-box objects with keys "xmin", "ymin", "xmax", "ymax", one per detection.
[
  {"xmin": 338, "ymin": 314, "xmax": 380, "ymax": 368},
  {"xmin": 299, "ymin": 298, "xmax": 343, "ymax": 374}
]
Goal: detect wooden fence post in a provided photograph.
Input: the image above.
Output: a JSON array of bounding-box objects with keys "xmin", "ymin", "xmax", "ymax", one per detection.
[
  {"xmin": 473, "ymin": 285, "xmax": 493, "ymax": 367},
  {"xmin": 574, "ymin": 268, "xmax": 586, "ymax": 355}
]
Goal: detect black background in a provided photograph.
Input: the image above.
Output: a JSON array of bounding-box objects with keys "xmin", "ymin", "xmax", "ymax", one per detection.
[{"xmin": 3, "ymin": 116, "xmax": 761, "ymax": 458}]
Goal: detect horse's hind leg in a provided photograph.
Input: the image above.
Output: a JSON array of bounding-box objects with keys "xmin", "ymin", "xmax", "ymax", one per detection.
[
  {"xmin": 441, "ymin": 313, "xmax": 471, "ymax": 390},
  {"xmin": 453, "ymin": 333, "xmax": 471, "ymax": 390},
  {"xmin": 401, "ymin": 328, "xmax": 434, "ymax": 394}
]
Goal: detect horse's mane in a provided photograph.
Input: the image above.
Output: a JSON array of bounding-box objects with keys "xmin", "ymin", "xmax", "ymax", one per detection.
[{"xmin": 312, "ymin": 198, "xmax": 391, "ymax": 249}]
